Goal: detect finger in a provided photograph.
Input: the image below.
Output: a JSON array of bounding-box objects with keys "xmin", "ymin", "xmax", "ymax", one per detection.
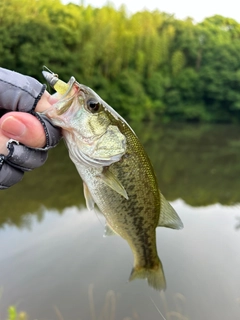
[
  {"xmin": 6, "ymin": 141, "xmax": 48, "ymax": 171},
  {"xmin": 47, "ymin": 92, "xmax": 61, "ymax": 105},
  {"xmin": 0, "ymin": 162, "xmax": 24, "ymax": 189},
  {"xmin": 35, "ymin": 90, "xmax": 53, "ymax": 113},
  {"xmin": 0, "ymin": 112, "xmax": 46, "ymax": 148},
  {"xmin": 0, "ymin": 135, "xmax": 10, "ymax": 155}
]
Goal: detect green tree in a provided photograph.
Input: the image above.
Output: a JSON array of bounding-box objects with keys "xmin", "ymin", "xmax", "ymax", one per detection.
[{"xmin": 1, "ymin": 1, "xmax": 240, "ymax": 123}]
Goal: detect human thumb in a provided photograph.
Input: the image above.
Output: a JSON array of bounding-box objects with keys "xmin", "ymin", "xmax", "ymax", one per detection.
[{"xmin": 0, "ymin": 112, "xmax": 46, "ymax": 149}]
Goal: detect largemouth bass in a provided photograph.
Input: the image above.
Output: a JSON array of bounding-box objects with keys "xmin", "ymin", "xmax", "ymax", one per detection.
[{"xmin": 42, "ymin": 70, "xmax": 183, "ymax": 291}]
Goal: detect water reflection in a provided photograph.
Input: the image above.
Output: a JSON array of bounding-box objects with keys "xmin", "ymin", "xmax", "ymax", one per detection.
[
  {"xmin": 136, "ymin": 122, "xmax": 240, "ymax": 207},
  {"xmin": 0, "ymin": 123, "xmax": 240, "ymax": 229},
  {"xmin": 0, "ymin": 202, "xmax": 239, "ymax": 319},
  {"xmin": 1, "ymin": 123, "xmax": 240, "ymax": 319}
]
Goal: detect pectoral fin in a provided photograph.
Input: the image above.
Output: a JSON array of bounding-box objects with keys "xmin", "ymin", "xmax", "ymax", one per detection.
[
  {"xmin": 99, "ymin": 168, "xmax": 129, "ymax": 200},
  {"xmin": 158, "ymin": 192, "xmax": 183, "ymax": 229},
  {"xmin": 83, "ymin": 182, "xmax": 95, "ymax": 211}
]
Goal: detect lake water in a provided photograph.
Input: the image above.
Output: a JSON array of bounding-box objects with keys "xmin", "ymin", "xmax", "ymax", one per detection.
[{"xmin": 0, "ymin": 123, "xmax": 240, "ymax": 320}]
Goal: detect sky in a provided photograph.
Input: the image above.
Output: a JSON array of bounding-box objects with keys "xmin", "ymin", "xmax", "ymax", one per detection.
[{"xmin": 62, "ymin": 0, "xmax": 240, "ymax": 23}]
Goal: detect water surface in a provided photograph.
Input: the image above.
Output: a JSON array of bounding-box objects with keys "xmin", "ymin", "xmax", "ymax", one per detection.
[{"xmin": 0, "ymin": 123, "xmax": 240, "ymax": 320}]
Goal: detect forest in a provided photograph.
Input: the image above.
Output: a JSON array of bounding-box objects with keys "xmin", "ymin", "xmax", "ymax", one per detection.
[{"xmin": 1, "ymin": 0, "xmax": 240, "ymax": 123}]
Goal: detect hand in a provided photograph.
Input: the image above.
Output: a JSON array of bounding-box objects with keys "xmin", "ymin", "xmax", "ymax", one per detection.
[
  {"xmin": 0, "ymin": 68, "xmax": 61, "ymax": 189},
  {"xmin": 0, "ymin": 92, "xmax": 51, "ymax": 154}
]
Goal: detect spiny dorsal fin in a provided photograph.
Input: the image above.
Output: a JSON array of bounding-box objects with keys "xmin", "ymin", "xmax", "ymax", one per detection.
[{"xmin": 158, "ymin": 192, "xmax": 183, "ymax": 229}]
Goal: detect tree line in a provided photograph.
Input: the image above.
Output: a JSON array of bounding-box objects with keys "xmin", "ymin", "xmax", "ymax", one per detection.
[{"xmin": 1, "ymin": 0, "xmax": 240, "ymax": 122}]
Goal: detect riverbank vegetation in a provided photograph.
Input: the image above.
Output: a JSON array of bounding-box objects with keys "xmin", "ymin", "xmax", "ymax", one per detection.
[{"xmin": 1, "ymin": 0, "xmax": 240, "ymax": 122}]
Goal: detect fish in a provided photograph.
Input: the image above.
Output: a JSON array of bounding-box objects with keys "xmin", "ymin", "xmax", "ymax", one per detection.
[{"xmin": 42, "ymin": 69, "xmax": 183, "ymax": 291}]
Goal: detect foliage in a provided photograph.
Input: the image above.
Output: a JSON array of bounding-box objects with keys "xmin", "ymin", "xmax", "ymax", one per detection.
[
  {"xmin": 0, "ymin": 1, "xmax": 240, "ymax": 122},
  {"xmin": 7, "ymin": 306, "xmax": 27, "ymax": 320}
]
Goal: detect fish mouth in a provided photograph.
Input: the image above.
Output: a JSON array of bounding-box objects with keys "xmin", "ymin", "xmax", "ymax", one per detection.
[
  {"xmin": 42, "ymin": 70, "xmax": 78, "ymax": 114},
  {"xmin": 42, "ymin": 69, "xmax": 76, "ymax": 97}
]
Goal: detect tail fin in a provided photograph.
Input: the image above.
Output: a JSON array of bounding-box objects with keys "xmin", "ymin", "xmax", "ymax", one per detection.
[{"xmin": 129, "ymin": 262, "xmax": 166, "ymax": 291}]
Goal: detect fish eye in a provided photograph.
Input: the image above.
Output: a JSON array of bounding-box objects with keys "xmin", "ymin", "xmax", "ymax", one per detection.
[{"xmin": 87, "ymin": 100, "xmax": 101, "ymax": 113}]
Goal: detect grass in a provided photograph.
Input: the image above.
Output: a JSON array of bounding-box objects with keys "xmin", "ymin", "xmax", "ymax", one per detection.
[
  {"xmin": 2, "ymin": 285, "xmax": 190, "ymax": 320},
  {"xmin": 6, "ymin": 307, "xmax": 27, "ymax": 320}
]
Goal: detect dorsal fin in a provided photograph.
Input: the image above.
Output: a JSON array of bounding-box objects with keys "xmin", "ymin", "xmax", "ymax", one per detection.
[{"xmin": 158, "ymin": 192, "xmax": 183, "ymax": 229}]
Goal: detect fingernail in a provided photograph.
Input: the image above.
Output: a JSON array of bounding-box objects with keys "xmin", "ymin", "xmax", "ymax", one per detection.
[{"xmin": 1, "ymin": 116, "xmax": 27, "ymax": 136}]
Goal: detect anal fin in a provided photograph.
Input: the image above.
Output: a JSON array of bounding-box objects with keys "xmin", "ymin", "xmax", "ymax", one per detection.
[{"xmin": 103, "ymin": 222, "xmax": 119, "ymax": 237}]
